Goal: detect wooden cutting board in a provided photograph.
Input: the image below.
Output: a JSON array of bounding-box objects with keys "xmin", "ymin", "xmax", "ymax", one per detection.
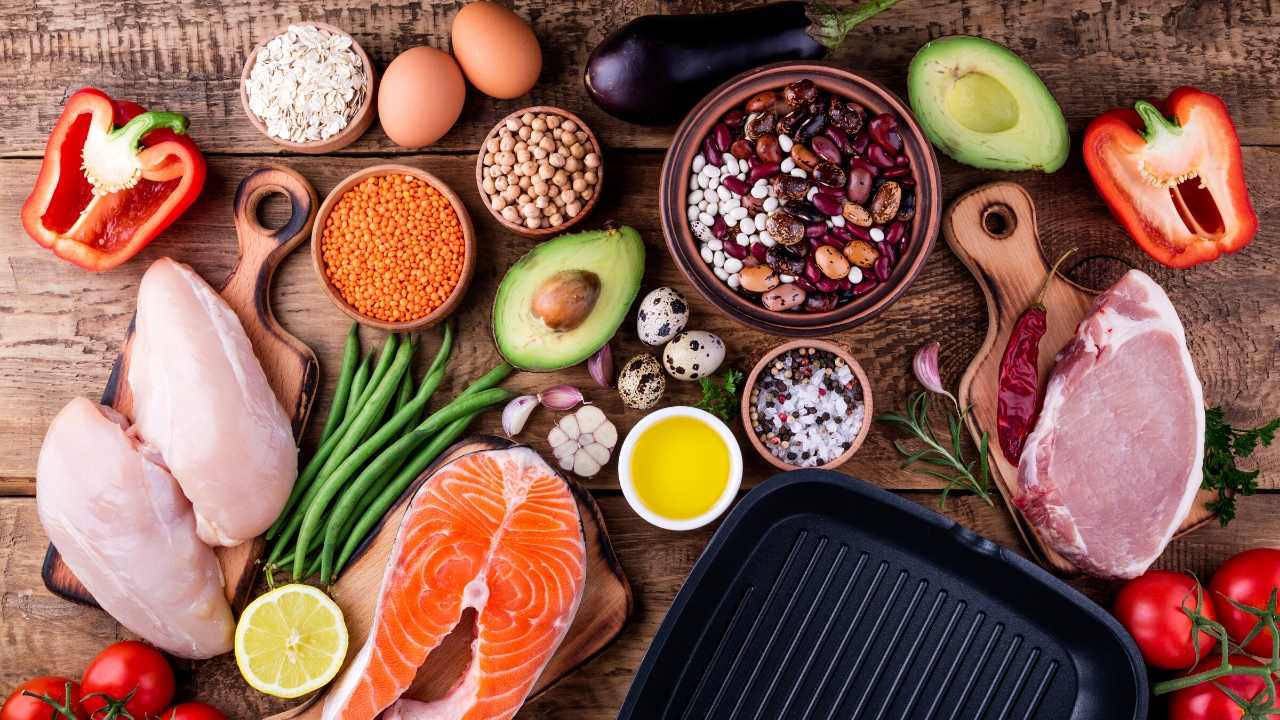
[
  {"xmin": 945, "ymin": 181, "xmax": 1216, "ymax": 575},
  {"xmin": 266, "ymin": 435, "xmax": 633, "ymax": 720},
  {"xmin": 41, "ymin": 165, "xmax": 321, "ymax": 610}
]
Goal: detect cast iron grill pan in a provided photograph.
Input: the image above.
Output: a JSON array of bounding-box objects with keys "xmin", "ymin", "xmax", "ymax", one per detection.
[{"xmin": 618, "ymin": 470, "xmax": 1147, "ymax": 720}]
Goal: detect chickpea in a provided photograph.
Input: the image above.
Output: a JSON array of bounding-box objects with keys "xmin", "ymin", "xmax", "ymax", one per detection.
[
  {"xmin": 553, "ymin": 170, "xmax": 569, "ymax": 186},
  {"xmin": 531, "ymin": 116, "xmax": 547, "ymax": 132},
  {"xmin": 533, "ymin": 180, "xmax": 549, "ymax": 197},
  {"xmin": 521, "ymin": 203, "xmax": 540, "ymax": 219},
  {"xmin": 517, "ymin": 175, "xmax": 531, "ymax": 190},
  {"xmin": 516, "ymin": 149, "xmax": 531, "ymax": 163},
  {"xmin": 499, "ymin": 135, "xmax": 514, "ymax": 152},
  {"xmin": 547, "ymin": 114, "xmax": 561, "ymax": 128},
  {"xmin": 584, "ymin": 153, "xmax": 600, "ymax": 169},
  {"xmin": 564, "ymin": 157, "xmax": 580, "ymax": 173},
  {"xmin": 569, "ymin": 143, "xmax": 585, "ymax": 159},
  {"xmin": 520, "ymin": 112, "xmax": 534, "ymax": 125},
  {"xmin": 501, "ymin": 205, "xmax": 520, "ymax": 222},
  {"xmin": 549, "ymin": 152, "xmax": 566, "ymax": 169},
  {"xmin": 532, "ymin": 146, "xmax": 548, "ymax": 160},
  {"xmin": 520, "ymin": 160, "xmax": 537, "ymax": 176},
  {"xmin": 538, "ymin": 136, "xmax": 555, "ymax": 152},
  {"xmin": 584, "ymin": 170, "xmax": 598, "ymax": 184},
  {"xmin": 504, "ymin": 117, "xmax": 521, "ymax": 132},
  {"xmin": 538, "ymin": 163, "xmax": 555, "ymax": 180},
  {"xmin": 549, "ymin": 213, "xmax": 565, "ymax": 226},
  {"xmin": 482, "ymin": 177, "xmax": 495, "ymax": 194},
  {"xmin": 529, "ymin": 129, "xmax": 543, "ymax": 144},
  {"xmin": 517, "ymin": 125, "xmax": 531, "ymax": 140},
  {"xmin": 501, "ymin": 186, "xmax": 519, "ymax": 202},
  {"xmin": 489, "ymin": 195, "xmax": 506, "ymax": 211},
  {"xmin": 565, "ymin": 201, "xmax": 582, "ymax": 217},
  {"xmin": 517, "ymin": 193, "xmax": 531, "ymax": 205},
  {"xmin": 486, "ymin": 137, "xmax": 500, "ymax": 153},
  {"xmin": 524, "ymin": 216, "xmax": 541, "ymax": 230},
  {"xmin": 562, "ymin": 119, "xmax": 577, "ymax": 132},
  {"xmin": 494, "ymin": 176, "xmax": 508, "ymax": 192}
]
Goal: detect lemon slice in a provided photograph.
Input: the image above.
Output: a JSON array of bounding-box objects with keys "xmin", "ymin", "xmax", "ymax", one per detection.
[{"xmin": 235, "ymin": 583, "xmax": 349, "ymax": 699}]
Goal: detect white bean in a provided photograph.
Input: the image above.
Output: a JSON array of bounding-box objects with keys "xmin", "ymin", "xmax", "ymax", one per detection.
[
  {"xmin": 754, "ymin": 213, "xmax": 768, "ymax": 229},
  {"xmin": 728, "ymin": 207, "xmax": 749, "ymax": 222},
  {"xmin": 750, "ymin": 184, "xmax": 769, "ymax": 199},
  {"xmin": 780, "ymin": 273, "xmax": 796, "ymax": 284},
  {"xmin": 727, "ymin": 272, "xmax": 741, "ymax": 289},
  {"xmin": 780, "ymin": 158, "xmax": 796, "ymax": 173},
  {"xmin": 705, "ymin": 201, "xmax": 718, "ymax": 215},
  {"xmin": 870, "ymin": 227, "xmax": 885, "ymax": 242},
  {"xmin": 831, "ymin": 215, "xmax": 846, "ymax": 227},
  {"xmin": 687, "ymin": 205, "xmax": 699, "ymax": 220},
  {"xmin": 716, "ymin": 185, "xmax": 732, "ymax": 202},
  {"xmin": 763, "ymin": 197, "xmax": 780, "ymax": 212},
  {"xmin": 700, "ymin": 245, "xmax": 714, "ymax": 264},
  {"xmin": 848, "ymin": 266, "xmax": 864, "ymax": 283},
  {"xmin": 698, "ymin": 212, "xmax": 716, "ymax": 226},
  {"xmin": 708, "ymin": 238, "xmax": 723, "ymax": 251},
  {"xmin": 790, "ymin": 168, "xmax": 807, "ymax": 178},
  {"xmin": 778, "ymin": 134, "xmax": 794, "ymax": 152},
  {"xmin": 692, "ymin": 155, "xmax": 706, "ymax": 172},
  {"xmin": 713, "ymin": 250, "xmax": 725, "ymax": 268},
  {"xmin": 724, "ymin": 257, "xmax": 744, "ymax": 273},
  {"xmin": 736, "ymin": 233, "xmax": 750, "ymax": 246},
  {"xmin": 688, "ymin": 189, "xmax": 703, "ymax": 205},
  {"xmin": 714, "ymin": 267, "xmax": 729, "ymax": 281},
  {"xmin": 722, "ymin": 152, "xmax": 737, "ymax": 168},
  {"xmin": 739, "ymin": 218, "xmax": 756, "ymax": 235}
]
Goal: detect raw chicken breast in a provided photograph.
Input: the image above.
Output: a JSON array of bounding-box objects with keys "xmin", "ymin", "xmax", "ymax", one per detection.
[
  {"xmin": 36, "ymin": 397, "xmax": 234, "ymax": 659},
  {"xmin": 129, "ymin": 257, "xmax": 296, "ymax": 546}
]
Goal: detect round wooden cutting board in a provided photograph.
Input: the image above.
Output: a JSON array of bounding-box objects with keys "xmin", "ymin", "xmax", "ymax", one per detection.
[{"xmin": 945, "ymin": 181, "xmax": 1217, "ymax": 575}]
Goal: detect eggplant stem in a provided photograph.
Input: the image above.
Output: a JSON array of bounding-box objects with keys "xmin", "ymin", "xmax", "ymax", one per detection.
[{"xmin": 805, "ymin": 0, "xmax": 900, "ymax": 50}]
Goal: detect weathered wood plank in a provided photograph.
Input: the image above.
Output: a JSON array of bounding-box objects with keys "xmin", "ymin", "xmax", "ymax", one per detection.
[
  {"xmin": 1, "ymin": 0, "xmax": 1278, "ymax": 155},
  {"xmin": 5, "ymin": 492, "xmax": 1280, "ymax": 715},
  {"xmin": 2, "ymin": 148, "xmax": 1277, "ymax": 496}
]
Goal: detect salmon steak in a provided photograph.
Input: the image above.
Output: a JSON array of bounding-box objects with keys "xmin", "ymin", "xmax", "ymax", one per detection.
[{"xmin": 321, "ymin": 445, "xmax": 587, "ymax": 720}]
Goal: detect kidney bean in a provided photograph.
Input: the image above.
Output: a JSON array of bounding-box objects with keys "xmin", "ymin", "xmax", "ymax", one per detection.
[
  {"xmin": 852, "ymin": 278, "xmax": 878, "ymax": 296},
  {"xmin": 745, "ymin": 111, "xmax": 776, "ymax": 140},
  {"xmin": 823, "ymin": 125, "xmax": 853, "ymax": 154},
  {"xmin": 713, "ymin": 123, "xmax": 732, "ymax": 153},
  {"xmin": 813, "ymin": 162, "xmax": 847, "ymax": 188},
  {"xmin": 803, "ymin": 257, "xmax": 823, "ymax": 284},
  {"xmin": 805, "ymin": 291, "xmax": 838, "ymax": 312},
  {"xmin": 895, "ymin": 152, "xmax": 910, "ymax": 167},
  {"xmin": 814, "ymin": 276, "xmax": 842, "ymax": 293},
  {"xmin": 756, "ymin": 133, "xmax": 783, "ymax": 163},
  {"xmin": 827, "ymin": 96, "xmax": 865, "ymax": 134},
  {"xmin": 791, "ymin": 144, "xmax": 820, "ymax": 171},
  {"xmin": 720, "ymin": 175, "xmax": 750, "ymax": 195},
  {"xmin": 851, "ymin": 130, "xmax": 870, "ymax": 156},
  {"xmin": 836, "ymin": 277, "xmax": 853, "ymax": 291},
  {"xmin": 745, "ymin": 91, "xmax": 777, "ymax": 113},
  {"xmin": 762, "ymin": 284, "xmax": 806, "ymax": 311},
  {"xmin": 896, "ymin": 192, "xmax": 916, "ymax": 222},
  {"xmin": 810, "ymin": 135, "xmax": 842, "ymax": 164},
  {"xmin": 828, "ymin": 226, "xmax": 854, "ymax": 243},
  {"xmin": 730, "ymin": 138, "xmax": 754, "ymax": 160},
  {"xmin": 805, "ymin": 222, "xmax": 827, "ymax": 239},
  {"xmin": 818, "ymin": 234, "xmax": 844, "ymax": 250},
  {"xmin": 750, "ymin": 241, "xmax": 769, "ymax": 263},
  {"xmin": 784, "ymin": 79, "xmax": 818, "ymax": 107},
  {"xmin": 747, "ymin": 162, "xmax": 781, "ymax": 183},
  {"xmin": 723, "ymin": 109, "xmax": 744, "ymax": 126},
  {"xmin": 882, "ymin": 165, "xmax": 911, "ymax": 179},
  {"xmin": 702, "ymin": 137, "xmax": 721, "ymax": 166},
  {"xmin": 868, "ymin": 113, "xmax": 903, "ymax": 154},
  {"xmin": 711, "ymin": 214, "xmax": 729, "ymax": 239},
  {"xmin": 884, "ymin": 220, "xmax": 906, "ymax": 246},
  {"xmin": 811, "ymin": 192, "xmax": 843, "ymax": 217},
  {"xmin": 745, "ymin": 194, "xmax": 766, "ymax": 214},
  {"xmin": 724, "ymin": 240, "xmax": 749, "ymax": 259},
  {"xmin": 794, "ymin": 275, "xmax": 817, "ymax": 292},
  {"xmin": 778, "ymin": 107, "xmax": 809, "ymax": 136},
  {"xmin": 767, "ymin": 246, "xmax": 806, "ymax": 275},
  {"xmin": 844, "ymin": 223, "xmax": 872, "ymax": 241},
  {"xmin": 900, "ymin": 176, "xmax": 916, "ymax": 187},
  {"xmin": 739, "ymin": 265, "xmax": 779, "ymax": 293},
  {"xmin": 846, "ymin": 166, "xmax": 874, "ymax": 204},
  {"xmin": 783, "ymin": 200, "xmax": 823, "ymax": 223},
  {"xmin": 867, "ymin": 143, "xmax": 897, "ymax": 169},
  {"xmin": 873, "ymin": 255, "xmax": 892, "ymax": 282},
  {"xmin": 880, "ymin": 241, "xmax": 897, "ymax": 266}
]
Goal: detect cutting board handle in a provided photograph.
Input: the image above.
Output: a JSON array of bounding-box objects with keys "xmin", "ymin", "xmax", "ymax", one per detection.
[{"xmin": 224, "ymin": 165, "xmax": 320, "ymax": 436}]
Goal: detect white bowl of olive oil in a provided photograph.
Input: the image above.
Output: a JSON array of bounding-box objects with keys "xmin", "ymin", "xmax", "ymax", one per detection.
[{"xmin": 618, "ymin": 406, "xmax": 743, "ymax": 531}]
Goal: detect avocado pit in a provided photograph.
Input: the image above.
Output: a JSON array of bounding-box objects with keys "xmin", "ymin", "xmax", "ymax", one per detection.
[{"xmin": 532, "ymin": 270, "xmax": 601, "ymax": 332}]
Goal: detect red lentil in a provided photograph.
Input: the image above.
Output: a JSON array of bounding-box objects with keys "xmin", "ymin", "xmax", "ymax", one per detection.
[{"xmin": 321, "ymin": 174, "xmax": 465, "ymax": 323}]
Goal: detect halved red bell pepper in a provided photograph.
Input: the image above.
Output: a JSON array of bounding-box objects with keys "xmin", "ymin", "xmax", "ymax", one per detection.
[
  {"xmin": 1083, "ymin": 86, "xmax": 1257, "ymax": 269},
  {"xmin": 21, "ymin": 88, "xmax": 206, "ymax": 272}
]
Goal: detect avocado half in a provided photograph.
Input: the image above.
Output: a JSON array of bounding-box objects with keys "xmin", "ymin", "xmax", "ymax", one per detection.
[
  {"xmin": 493, "ymin": 224, "xmax": 645, "ymax": 371},
  {"xmin": 908, "ymin": 36, "xmax": 1069, "ymax": 173}
]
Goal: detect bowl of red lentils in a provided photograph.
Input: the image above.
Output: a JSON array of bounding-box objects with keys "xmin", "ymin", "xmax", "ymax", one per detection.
[
  {"xmin": 312, "ymin": 164, "xmax": 475, "ymax": 330},
  {"xmin": 476, "ymin": 106, "xmax": 604, "ymax": 238}
]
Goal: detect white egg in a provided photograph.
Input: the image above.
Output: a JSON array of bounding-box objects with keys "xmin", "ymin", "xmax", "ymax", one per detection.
[
  {"xmin": 635, "ymin": 287, "xmax": 690, "ymax": 346},
  {"xmin": 662, "ymin": 330, "xmax": 725, "ymax": 381}
]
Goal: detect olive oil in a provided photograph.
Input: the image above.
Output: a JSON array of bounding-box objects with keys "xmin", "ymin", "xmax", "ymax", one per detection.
[{"xmin": 629, "ymin": 415, "xmax": 730, "ymax": 520}]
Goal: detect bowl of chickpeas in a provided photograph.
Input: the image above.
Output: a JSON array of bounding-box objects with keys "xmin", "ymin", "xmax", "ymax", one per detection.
[
  {"xmin": 312, "ymin": 164, "xmax": 476, "ymax": 331},
  {"xmin": 476, "ymin": 106, "xmax": 604, "ymax": 237}
]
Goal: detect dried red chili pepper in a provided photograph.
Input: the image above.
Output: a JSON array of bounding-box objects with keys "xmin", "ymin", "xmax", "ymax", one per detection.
[{"xmin": 996, "ymin": 248, "xmax": 1076, "ymax": 463}]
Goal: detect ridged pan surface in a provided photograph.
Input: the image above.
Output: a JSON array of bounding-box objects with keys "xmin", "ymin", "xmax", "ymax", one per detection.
[{"xmin": 619, "ymin": 470, "xmax": 1147, "ymax": 720}]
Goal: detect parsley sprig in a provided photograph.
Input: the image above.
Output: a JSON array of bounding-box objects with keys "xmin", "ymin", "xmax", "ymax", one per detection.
[
  {"xmin": 1203, "ymin": 406, "xmax": 1280, "ymax": 526},
  {"xmin": 695, "ymin": 369, "xmax": 744, "ymax": 424}
]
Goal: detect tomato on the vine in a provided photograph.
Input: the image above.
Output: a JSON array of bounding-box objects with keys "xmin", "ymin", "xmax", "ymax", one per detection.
[
  {"xmin": 0, "ymin": 678, "xmax": 86, "ymax": 720},
  {"xmin": 154, "ymin": 704, "xmax": 226, "ymax": 720},
  {"xmin": 79, "ymin": 642, "xmax": 174, "ymax": 719},
  {"xmin": 1168, "ymin": 655, "xmax": 1280, "ymax": 720},
  {"xmin": 1114, "ymin": 570, "xmax": 1218, "ymax": 670},
  {"xmin": 1210, "ymin": 548, "xmax": 1280, "ymax": 657}
]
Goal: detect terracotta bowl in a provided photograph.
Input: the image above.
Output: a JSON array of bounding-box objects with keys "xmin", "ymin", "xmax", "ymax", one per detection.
[
  {"xmin": 240, "ymin": 22, "xmax": 376, "ymax": 154},
  {"xmin": 476, "ymin": 106, "xmax": 604, "ymax": 238},
  {"xmin": 741, "ymin": 339, "xmax": 874, "ymax": 471},
  {"xmin": 311, "ymin": 164, "xmax": 475, "ymax": 331},
  {"xmin": 659, "ymin": 62, "xmax": 942, "ymax": 336}
]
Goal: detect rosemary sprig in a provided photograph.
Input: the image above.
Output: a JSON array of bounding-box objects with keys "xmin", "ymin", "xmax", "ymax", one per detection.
[{"xmin": 876, "ymin": 391, "xmax": 994, "ymax": 508}]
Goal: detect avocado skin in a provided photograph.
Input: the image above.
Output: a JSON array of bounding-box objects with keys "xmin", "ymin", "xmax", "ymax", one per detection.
[
  {"xmin": 492, "ymin": 225, "xmax": 646, "ymax": 372},
  {"xmin": 907, "ymin": 35, "xmax": 1069, "ymax": 173}
]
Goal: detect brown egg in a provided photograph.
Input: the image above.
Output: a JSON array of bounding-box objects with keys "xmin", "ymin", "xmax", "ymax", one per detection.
[
  {"xmin": 450, "ymin": 1, "xmax": 541, "ymax": 100},
  {"xmin": 377, "ymin": 46, "xmax": 466, "ymax": 148}
]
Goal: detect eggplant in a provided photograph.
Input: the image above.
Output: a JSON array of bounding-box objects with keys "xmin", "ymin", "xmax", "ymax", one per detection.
[{"xmin": 584, "ymin": 0, "xmax": 899, "ymax": 127}]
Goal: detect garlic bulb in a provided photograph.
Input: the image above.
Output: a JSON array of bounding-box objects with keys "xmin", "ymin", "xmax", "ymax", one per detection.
[{"xmin": 548, "ymin": 405, "xmax": 618, "ymax": 477}]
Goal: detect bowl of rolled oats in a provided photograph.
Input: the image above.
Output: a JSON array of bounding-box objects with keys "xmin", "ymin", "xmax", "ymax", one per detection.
[{"xmin": 240, "ymin": 22, "xmax": 375, "ymax": 153}]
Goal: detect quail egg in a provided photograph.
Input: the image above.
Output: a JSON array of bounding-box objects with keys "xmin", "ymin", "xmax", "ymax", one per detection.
[
  {"xmin": 636, "ymin": 287, "xmax": 689, "ymax": 346},
  {"xmin": 662, "ymin": 330, "xmax": 725, "ymax": 381},
  {"xmin": 617, "ymin": 353, "xmax": 666, "ymax": 410}
]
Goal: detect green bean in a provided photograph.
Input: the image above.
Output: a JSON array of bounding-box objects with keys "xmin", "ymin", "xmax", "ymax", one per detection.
[
  {"xmin": 345, "ymin": 353, "xmax": 373, "ymax": 423},
  {"xmin": 352, "ymin": 334, "xmax": 399, "ymax": 416},
  {"xmin": 292, "ymin": 340, "xmax": 417, "ymax": 578},
  {"xmin": 320, "ymin": 323, "xmax": 360, "ymax": 445},
  {"xmin": 393, "ymin": 368, "xmax": 414, "ymax": 415},
  {"xmin": 332, "ymin": 411, "xmax": 480, "ymax": 578}
]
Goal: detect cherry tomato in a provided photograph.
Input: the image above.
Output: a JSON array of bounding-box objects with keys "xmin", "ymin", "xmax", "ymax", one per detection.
[
  {"xmin": 1114, "ymin": 570, "xmax": 1218, "ymax": 670},
  {"xmin": 80, "ymin": 642, "xmax": 174, "ymax": 719},
  {"xmin": 1, "ymin": 678, "xmax": 85, "ymax": 720},
  {"xmin": 1210, "ymin": 548, "xmax": 1280, "ymax": 657},
  {"xmin": 1168, "ymin": 655, "xmax": 1280, "ymax": 720},
  {"xmin": 154, "ymin": 704, "xmax": 226, "ymax": 720}
]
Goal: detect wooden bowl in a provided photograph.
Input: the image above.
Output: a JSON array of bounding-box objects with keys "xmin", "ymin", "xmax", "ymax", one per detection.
[
  {"xmin": 240, "ymin": 22, "xmax": 376, "ymax": 154},
  {"xmin": 741, "ymin": 339, "xmax": 874, "ymax": 471},
  {"xmin": 311, "ymin": 164, "xmax": 475, "ymax": 331},
  {"xmin": 659, "ymin": 62, "xmax": 942, "ymax": 336},
  {"xmin": 476, "ymin": 106, "xmax": 604, "ymax": 238}
]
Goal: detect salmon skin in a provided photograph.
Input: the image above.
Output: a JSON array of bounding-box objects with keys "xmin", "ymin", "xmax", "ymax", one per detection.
[{"xmin": 322, "ymin": 445, "xmax": 587, "ymax": 720}]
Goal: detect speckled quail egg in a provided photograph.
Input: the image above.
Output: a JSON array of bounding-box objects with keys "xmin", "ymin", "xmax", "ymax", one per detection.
[
  {"xmin": 635, "ymin": 287, "xmax": 689, "ymax": 346},
  {"xmin": 662, "ymin": 330, "xmax": 725, "ymax": 381},
  {"xmin": 617, "ymin": 353, "xmax": 666, "ymax": 410}
]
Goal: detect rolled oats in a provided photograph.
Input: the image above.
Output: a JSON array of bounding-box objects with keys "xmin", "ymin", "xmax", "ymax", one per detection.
[{"xmin": 244, "ymin": 24, "xmax": 366, "ymax": 144}]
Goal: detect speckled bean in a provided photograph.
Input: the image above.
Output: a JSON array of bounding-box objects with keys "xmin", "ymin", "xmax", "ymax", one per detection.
[{"xmin": 762, "ymin": 283, "xmax": 806, "ymax": 311}]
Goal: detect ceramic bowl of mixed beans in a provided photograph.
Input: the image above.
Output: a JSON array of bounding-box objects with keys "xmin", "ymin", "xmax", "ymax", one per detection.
[
  {"xmin": 660, "ymin": 63, "xmax": 940, "ymax": 336},
  {"xmin": 741, "ymin": 339, "xmax": 874, "ymax": 471},
  {"xmin": 312, "ymin": 164, "xmax": 476, "ymax": 331}
]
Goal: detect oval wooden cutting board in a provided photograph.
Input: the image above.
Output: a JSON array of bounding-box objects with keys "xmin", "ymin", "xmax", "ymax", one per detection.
[
  {"xmin": 41, "ymin": 165, "xmax": 321, "ymax": 611},
  {"xmin": 265, "ymin": 435, "xmax": 632, "ymax": 720},
  {"xmin": 945, "ymin": 181, "xmax": 1216, "ymax": 575}
]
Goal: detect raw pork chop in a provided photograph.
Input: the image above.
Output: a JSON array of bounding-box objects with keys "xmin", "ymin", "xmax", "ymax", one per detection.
[
  {"xmin": 321, "ymin": 446, "xmax": 587, "ymax": 720},
  {"xmin": 36, "ymin": 397, "xmax": 235, "ymax": 659},
  {"xmin": 1016, "ymin": 269, "xmax": 1204, "ymax": 579},
  {"xmin": 129, "ymin": 257, "xmax": 296, "ymax": 547}
]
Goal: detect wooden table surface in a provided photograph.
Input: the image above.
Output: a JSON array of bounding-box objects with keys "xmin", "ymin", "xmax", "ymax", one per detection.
[{"xmin": 1, "ymin": 1, "xmax": 1277, "ymax": 717}]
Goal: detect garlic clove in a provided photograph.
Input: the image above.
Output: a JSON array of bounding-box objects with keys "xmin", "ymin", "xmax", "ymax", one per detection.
[
  {"xmin": 588, "ymin": 344, "xmax": 614, "ymax": 388},
  {"xmin": 502, "ymin": 395, "xmax": 539, "ymax": 436},
  {"xmin": 559, "ymin": 412, "xmax": 580, "ymax": 438},
  {"xmin": 572, "ymin": 450, "xmax": 602, "ymax": 477},
  {"xmin": 576, "ymin": 405, "xmax": 607, "ymax": 432},
  {"xmin": 593, "ymin": 421, "xmax": 618, "ymax": 448},
  {"xmin": 538, "ymin": 384, "xmax": 584, "ymax": 411},
  {"xmin": 583, "ymin": 442, "xmax": 611, "ymax": 465},
  {"xmin": 548, "ymin": 425, "xmax": 569, "ymax": 447}
]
